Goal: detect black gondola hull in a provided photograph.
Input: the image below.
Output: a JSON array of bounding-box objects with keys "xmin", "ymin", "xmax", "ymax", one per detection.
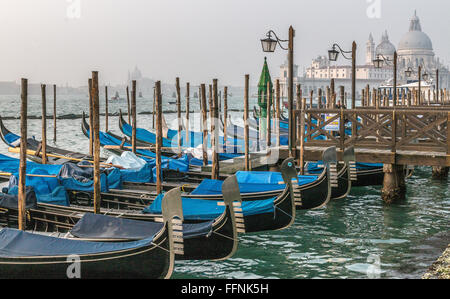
[{"xmin": 0, "ymin": 229, "xmax": 171, "ymax": 279}]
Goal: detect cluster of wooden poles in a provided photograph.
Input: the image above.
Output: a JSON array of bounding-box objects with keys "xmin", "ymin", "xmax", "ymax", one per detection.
[{"xmin": 14, "ymin": 72, "xmax": 450, "ymax": 230}]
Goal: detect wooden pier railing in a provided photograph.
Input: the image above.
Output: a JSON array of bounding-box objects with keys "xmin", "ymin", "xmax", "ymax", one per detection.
[{"xmin": 292, "ymin": 107, "xmax": 450, "ymax": 167}]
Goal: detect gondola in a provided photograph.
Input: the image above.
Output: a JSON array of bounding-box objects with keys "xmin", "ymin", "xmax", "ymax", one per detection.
[
  {"xmin": 184, "ymin": 147, "xmax": 338, "ymax": 210},
  {"xmin": 0, "ymin": 116, "xmax": 332, "ymax": 211},
  {"xmin": 219, "ymin": 115, "xmax": 289, "ymax": 147},
  {"xmin": 118, "ymin": 110, "xmax": 244, "ymax": 157},
  {"xmin": 249, "ymin": 107, "xmax": 289, "ymax": 133},
  {"xmin": 0, "ymin": 181, "xmax": 240, "ymax": 261},
  {"xmin": 0, "ymin": 154, "xmax": 298, "ymax": 233},
  {"xmin": 329, "ymin": 146, "xmax": 355, "ymax": 200},
  {"xmin": 305, "ymin": 156, "xmax": 384, "ymax": 187},
  {"xmin": 0, "ymin": 188, "xmax": 180, "ymax": 279},
  {"xmin": 2, "ymin": 114, "xmax": 209, "ymax": 182},
  {"xmin": 153, "ymin": 158, "xmax": 298, "ymax": 233}
]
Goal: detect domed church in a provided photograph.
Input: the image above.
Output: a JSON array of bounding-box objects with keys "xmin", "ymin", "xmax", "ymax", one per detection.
[{"xmin": 368, "ymin": 11, "xmax": 449, "ymax": 86}]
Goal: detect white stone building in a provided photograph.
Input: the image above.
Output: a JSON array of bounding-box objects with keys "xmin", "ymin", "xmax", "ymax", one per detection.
[{"xmin": 275, "ymin": 11, "xmax": 450, "ymax": 100}]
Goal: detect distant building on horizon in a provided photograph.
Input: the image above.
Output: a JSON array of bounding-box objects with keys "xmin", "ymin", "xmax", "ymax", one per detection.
[{"xmin": 275, "ymin": 11, "xmax": 450, "ymax": 100}]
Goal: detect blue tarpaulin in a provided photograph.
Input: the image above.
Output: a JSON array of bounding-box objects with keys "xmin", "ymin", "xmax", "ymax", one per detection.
[
  {"xmin": 190, "ymin": 172, "xmax": 318, "ymax": 196},
  {"xmin": 0, "ymin": 228, "xmax": 155, "ymax": 257},
  {"xmin": 71, "ymin": 213, "xmax": 213, "ymax": 240},
  {"xmin": 145, "ymin": 194, "xmax": 275, "ymax": 221}
]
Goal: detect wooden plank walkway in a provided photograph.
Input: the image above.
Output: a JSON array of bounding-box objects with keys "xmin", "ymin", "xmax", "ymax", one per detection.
[{"xmin": 277, "ymin": 146, "xmax": 450, "ymax": 167}]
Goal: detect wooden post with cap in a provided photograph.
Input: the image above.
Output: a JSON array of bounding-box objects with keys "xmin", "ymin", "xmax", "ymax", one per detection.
[
  {"xmin": 186, "ymin": 83, "xmax": 190, "ymax": 148},
  {"xmin": 244, "ymin": 75, "xmax": 250, "ymax": 171},
  {"xmin": 211, "ymin": 79, "xmax": 219, "ymax": 179},
  {"xmin": 155, "ymin": 81, "xmax": 163, "ymax": 194},
  {"xmin": 92, "ymin": 71, "xmax": 101, "ymax": 214},
  {"xmin": 223, "ymin": 86, "xmax": 228, "ymax": 146},
  {"xmin": 105, "ymin": 85, "xmax": 109, "ymax": 132},
  {"xmin": 53, "ymin": 84, "xmax": 57, "ymax": 143},
  {"xmin": 18, "ymin": 78, "xmax": 28, "ymax": 230},
  {"xmin": 88, "ymin": 78, "xmax": 93, "ymax": 156},
  {"xmin": 201, "ymin": 84, "xmax": 208, "ymax": 166},
  {"xmin": 131, "ymin": 80, "xmax": 137, "ymax": 154},
  {"xmin": 176, "ymin": 78, "xmax": 182, "ymax": 152},
  {"xmin": 41, "ymin": 84, "xmax": 47, "ymax": 164},
  {"xmin": 126, "ymin": 86, "xmax": 131, "ymax": 124}
]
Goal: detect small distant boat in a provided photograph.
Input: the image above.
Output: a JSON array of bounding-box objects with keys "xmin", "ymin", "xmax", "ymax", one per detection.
[
  {"xmin": 139, "ymin": 92, "xmax": 143, "ymax": 98},
  {"xmin": 111, "ymin": 91, "xmax": 122, "ymax": 101}
]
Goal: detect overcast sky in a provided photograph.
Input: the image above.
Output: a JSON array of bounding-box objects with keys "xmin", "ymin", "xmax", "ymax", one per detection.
[{"xmin": 0, "ymin": 0, "xmax": 449, "ymax": 87}]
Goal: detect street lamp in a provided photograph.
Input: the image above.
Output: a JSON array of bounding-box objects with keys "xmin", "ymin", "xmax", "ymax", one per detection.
[
  {"xmin": 260, "ymin": 32, "xmax": 283, "ymax": 53},
  {"xmin": 372, "ymin": 55, "xmax": 385, "ymax": 69},
  {"xmin": 261, "ymin": 27, "xmax": 296, "ymax": 158},
  {"xmin": 373, "ymin": 52, "xmax": 398, "ymax": 106},
  {"xmin": 328, "ymin": 42, "xmax": 357, "ymax": 111},
  {"xmin": 404, "ymin": 65, "xmax": 429, "ymax": 104},
  {"xmin": 405, "ymin": 67, "xmax": 413, "ymax": 78}
]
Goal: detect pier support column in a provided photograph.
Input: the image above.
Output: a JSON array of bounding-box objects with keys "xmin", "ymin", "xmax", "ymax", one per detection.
[
  {"xmin": 431, "ymin": 166, "xmax": 449, "ymax": 180},
  {"xmin": 381, "ymin": 164, "xmax": 406, "ymax": 204}
]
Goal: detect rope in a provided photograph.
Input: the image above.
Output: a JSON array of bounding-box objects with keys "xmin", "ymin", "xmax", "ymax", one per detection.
[
  {"xmin": 212, "ymin": 230, "xmax": 240, "ymax": 242},
  {"xmin": 274, "ymin": 205, "xmax": 294, "ymax": 221}
]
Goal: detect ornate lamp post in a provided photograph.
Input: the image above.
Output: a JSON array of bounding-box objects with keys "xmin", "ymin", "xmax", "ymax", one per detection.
[
  {"xmin": 405, "ymin": 65, "xmax": 429, "ymax": 104},
  {"xmin": 373, "ymin": 52, "xmax": 398, "ymax": 106},
  {"xmin": 328, "ymin": 42, "xmax": 357, "ymax": 109},
  {"xmin": 261, "ymin": 26, "xmax": 295, "ymax": 157}
]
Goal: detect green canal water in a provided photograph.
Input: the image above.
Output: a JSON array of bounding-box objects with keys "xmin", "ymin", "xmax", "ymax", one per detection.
[
  {"xmin": 0, "ymin": 93, "xmax": 449, "ymax": 279},
  {"xmin": 173, "ymin": 166, "xmax": 449, "ymax": 279}
]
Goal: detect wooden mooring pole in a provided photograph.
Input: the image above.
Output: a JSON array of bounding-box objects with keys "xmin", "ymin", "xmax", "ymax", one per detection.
[
  {"xmin": 186, "ymin": 83, "xmax": 190, "ymax": 148},
  {"xmin": 105, "ymin": 85, "xmax": 109, "ymax": 132},
  {"xmin": 155, "ymin": 81, "xmax": 163, "ymax": 194},
  {"xmin": 88, "ymin": 79, "xmax": 93, "ymax": 156},
  {"xmin": 92, "ymin": 71, "xmax": 101, "ymax": 214},
  {"xmin": 244, "ymin": 75, "xmax": 250, "ymax": 171},
  {"xmin": 131, "ymin": 80, "xmax": 137, "ymax": 154},
  {"xmin": 211, "ymin": 79, "xmax": 219, "ymax": 179},
  {"xmin": 176, "ymin": 78, "xmax": 182, "ymax": 151},
  {"xmin": 18, "ymin": 78, "xmax": 28, "ymax": 230},
  {"xmin": 223, "ymin": 86, "xmax": 228, "ymax": 146},
  {"xmin": 41, "ymin": 84, "xmax": 47, "ymax": 164},
  {"xmin": 53, "ymin": 84, "xmax": 57, "ymax": 143},
  {"xmin": 201, "ymin": 84, "xmax": 208, "ymax": 166},
  {"xmin": 126, "ymin": 86, "xmax": 131, "ymax": 125},
  {"xmin": 276, "ymin": 79, "xmax": 280, "ymax": 147},
  {"xmin": 266, "ymin": 81, "xmax": 272, "ymax": 148}
]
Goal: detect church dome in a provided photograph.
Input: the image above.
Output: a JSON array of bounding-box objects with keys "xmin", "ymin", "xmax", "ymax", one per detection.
[
  {"xmin": 398, "ymin": 11, "xmax": 433, "ymax": 51},
  {"xmin": 376, "ymin": 30, "xmax": 396, "ymax": 57}
]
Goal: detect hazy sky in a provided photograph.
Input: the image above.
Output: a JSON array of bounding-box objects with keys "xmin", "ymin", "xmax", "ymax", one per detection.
[{"xmin": 0, "ymin": 0, "xmax": 449, "ymax": 87}]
